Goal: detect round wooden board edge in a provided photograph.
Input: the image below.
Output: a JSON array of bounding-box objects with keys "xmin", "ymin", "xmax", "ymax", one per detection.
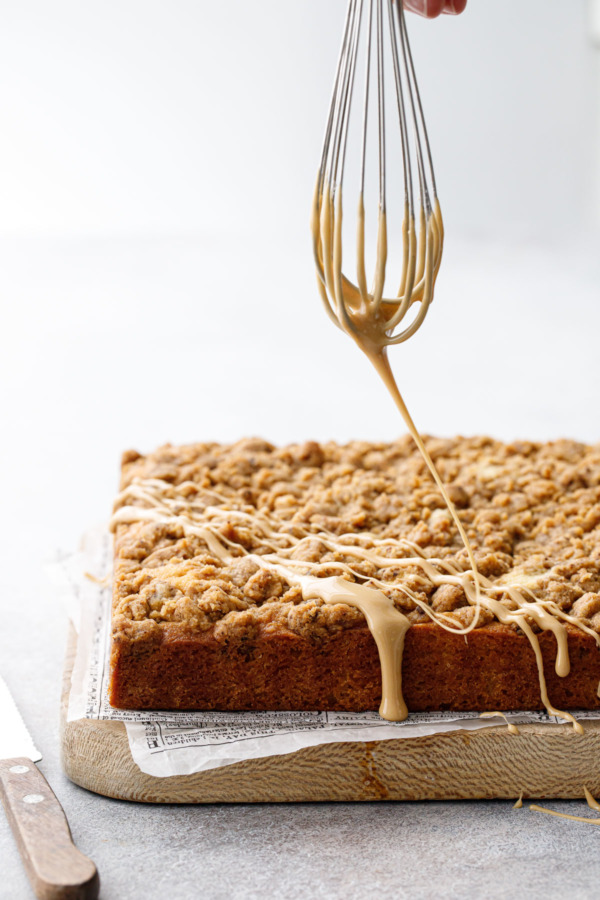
[{"xmin": 60, "ymin": 623, "xmax": 600, "ymax": 804}]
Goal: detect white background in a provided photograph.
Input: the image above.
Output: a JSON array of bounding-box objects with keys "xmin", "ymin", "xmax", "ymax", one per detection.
[{"xmin": 0, "ymin": 0, "xmax": 599, "ymax": 558}]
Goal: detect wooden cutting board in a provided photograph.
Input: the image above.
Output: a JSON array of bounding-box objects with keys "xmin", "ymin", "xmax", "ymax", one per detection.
[{"xmin": 60, "ymin": 625, "xmax": 600, "ymax": 803}]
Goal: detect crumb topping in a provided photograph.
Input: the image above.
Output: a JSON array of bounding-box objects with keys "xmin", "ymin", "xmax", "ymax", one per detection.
[{"xmin": 112, "ymin": 436, "xmax": 600, "ymax": 643}]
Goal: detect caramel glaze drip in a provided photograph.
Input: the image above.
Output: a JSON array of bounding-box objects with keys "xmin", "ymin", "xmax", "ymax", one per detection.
[
  {"xmin": 299, "ymin": 576, "xmax": 409, "ymax": 721},
  {"xmin": 584, "ymin": 786, "xmax": 600, "ymax": 811},
  {"xmin": 111, "ymin": 483, "xmax": 410, "ymax": 721},
  {"xmin": 480, "ymin": 712, "xmax": 520, "ymax": 736},
  {"xmin": 111, "ymin": 472, "xmax": 600, "ymax": 728},
  {"xmin": 529, "ymin": 802, "xmax": 600, "ymax": 826},
  {"xmin": 308, "ymin": 174, "xmax": 600, "ymax": 729},
  {"xmin": 523, "ymin": 787, "xmax": 600, "ymax": 820}
]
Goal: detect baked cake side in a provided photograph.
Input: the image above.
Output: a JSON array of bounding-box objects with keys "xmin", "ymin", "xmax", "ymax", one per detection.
[{"xmin": 108, "ymin": 436, "xmax": 600, "ymax": 711}]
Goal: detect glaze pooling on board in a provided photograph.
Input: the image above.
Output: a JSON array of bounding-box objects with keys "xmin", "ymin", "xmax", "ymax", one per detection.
[{"xmin": 481, "ymin": 712, "xmax": 520, "ymax": 736}]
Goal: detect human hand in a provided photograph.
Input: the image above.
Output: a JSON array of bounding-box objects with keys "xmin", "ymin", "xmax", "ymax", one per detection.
[{"xmin": 404, "ymin": 0, "xmax": 467, "ymax": 17}]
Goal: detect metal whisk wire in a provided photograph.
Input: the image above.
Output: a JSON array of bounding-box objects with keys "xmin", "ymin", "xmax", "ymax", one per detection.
[
  {"xmin": 312, "ymin": 0, "xmax": 443, "ymax": 350},
  {"xmin": 311, "ymin": 0, "xmax": 485, "ymax": 639}
]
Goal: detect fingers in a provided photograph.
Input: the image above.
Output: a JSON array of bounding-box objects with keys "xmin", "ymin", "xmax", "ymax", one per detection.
[
  {"xmin": 442, "ymin": 0, "xmax": 467, "ymax": 14},
  {"xmin": 404, "ymin": 0, "xmax": 446, "ymax": 17},
  {"xmin": 404, "ymin": 0, "xmax": 467, "ymax": 18}
]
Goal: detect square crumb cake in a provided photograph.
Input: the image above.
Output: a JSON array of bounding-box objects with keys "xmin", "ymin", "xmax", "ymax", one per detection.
[{"xmin": 109, "ymin": 436, "xmax": 600, "ymax": 712}]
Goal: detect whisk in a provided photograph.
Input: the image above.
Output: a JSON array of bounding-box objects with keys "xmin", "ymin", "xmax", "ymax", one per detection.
[
  {"xmin": 311, "ymin": 0, "xmax": 443, "ymax": 357},
  {"xmin": 311, "ymin": 0, "xmax": 484, "ymax": 627}
]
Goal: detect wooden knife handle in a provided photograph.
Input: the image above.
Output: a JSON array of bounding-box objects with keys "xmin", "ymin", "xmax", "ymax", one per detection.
[{"xmin": 0, "ymin": 757, "xmax": 99, "ymax": 900}]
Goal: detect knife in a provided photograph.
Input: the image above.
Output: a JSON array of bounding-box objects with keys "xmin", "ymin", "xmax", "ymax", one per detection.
[{"xmin": 0, "ymin": 675, "xmax": 99, "ymax": 899}]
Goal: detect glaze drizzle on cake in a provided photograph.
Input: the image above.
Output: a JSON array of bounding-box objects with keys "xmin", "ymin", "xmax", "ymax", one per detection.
[{"xmin": 111, "ymin": 438, "xmax": 600, "ymax": 727}]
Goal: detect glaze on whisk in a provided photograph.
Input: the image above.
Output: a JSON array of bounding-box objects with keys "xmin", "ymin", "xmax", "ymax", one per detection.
[{"xmin": 312, "ymin": 0, "xmax": 443, "ymax": 355}]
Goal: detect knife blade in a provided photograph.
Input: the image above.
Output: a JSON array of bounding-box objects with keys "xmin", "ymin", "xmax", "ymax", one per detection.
[{"xmin": 0, "ymin": 675, "xmax": 99, "ymax": 899}]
